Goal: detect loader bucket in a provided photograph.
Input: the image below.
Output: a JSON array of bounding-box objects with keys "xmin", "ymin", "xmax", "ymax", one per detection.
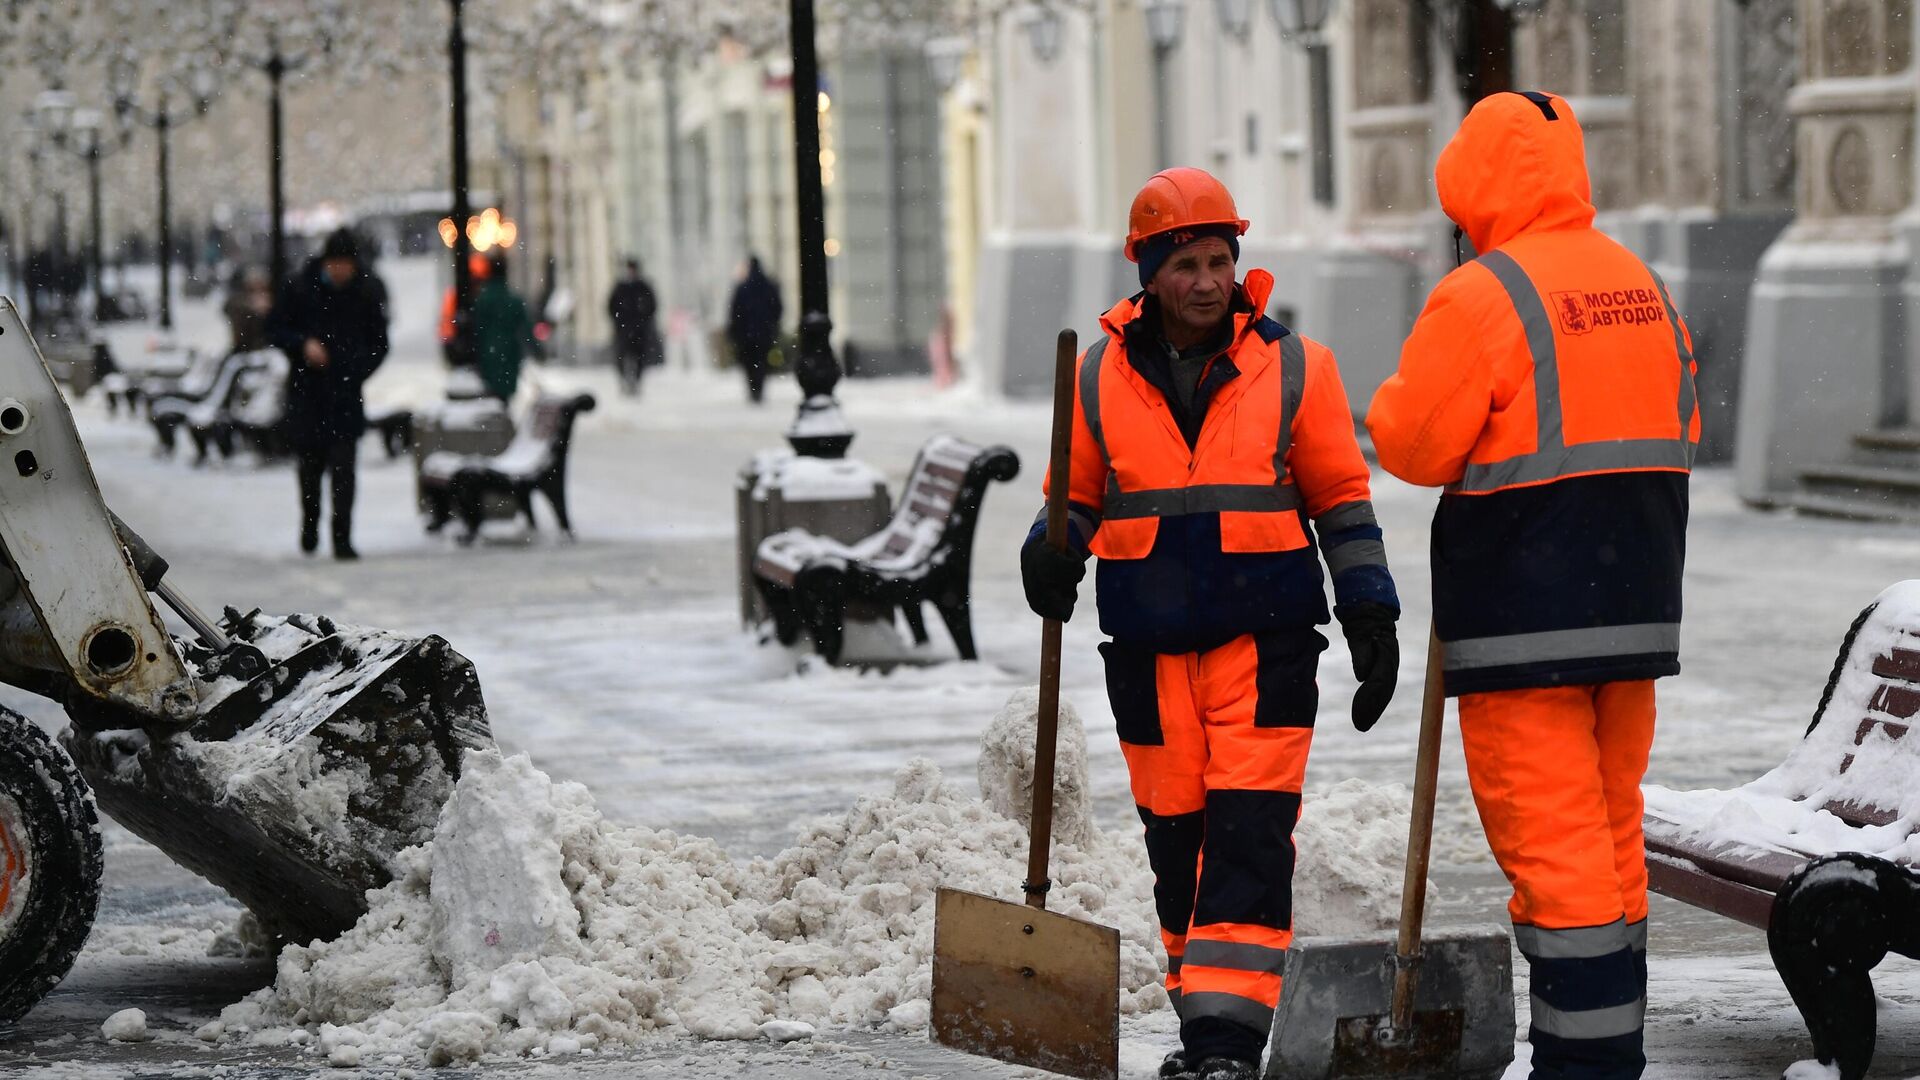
[{"xmin": 63, "ymin": 612, "xmax": 491, "ymax": 945}]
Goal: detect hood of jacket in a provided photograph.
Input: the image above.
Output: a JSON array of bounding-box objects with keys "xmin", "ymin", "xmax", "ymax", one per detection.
[{"xmin": 1436, "ymin": 91, "xmax": 1595, "ymax": 254}]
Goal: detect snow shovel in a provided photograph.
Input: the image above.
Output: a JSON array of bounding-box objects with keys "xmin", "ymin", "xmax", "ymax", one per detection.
[
  {"xmin": 1264, "ymin": 626, "xmax": 1514, "ymax": 1080},
  {"xmin": 930, "ymin": 329, "xmax": 1121, "ymax": 1080}
]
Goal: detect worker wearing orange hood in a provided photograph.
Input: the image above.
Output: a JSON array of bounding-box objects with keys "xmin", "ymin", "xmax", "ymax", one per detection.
[{"xmin": 1368, "ymin": 92, "xmax": 1699, "ymax": 1079}]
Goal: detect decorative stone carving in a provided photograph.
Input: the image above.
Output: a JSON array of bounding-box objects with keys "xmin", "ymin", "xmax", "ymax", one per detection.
[
  {"xmin": 1367, "ymin": 142, "xmax": 1402, "ymax": 214},
  {"xmin": 1825, "ymin": 0, "xmax": 1877, "ymax": 77},
  {"xmin": 1830, "ymin": 124, "xmax": 1872, "ymax": 212}
]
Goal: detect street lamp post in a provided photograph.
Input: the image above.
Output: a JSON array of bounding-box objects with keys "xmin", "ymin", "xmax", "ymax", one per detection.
[
  {"xmin": 1271, "ymin": 0, "xmax": 1336, "ymax": 204},
  {"xmin": 266, "ymin": 46, "xmax": 288, "ymax": 286},
  {"xmin": 447, "ymin": 0, "xmax": 475, "ymax": 365},
  {"xmin": 785, "ymin": 0, "xmax": 852, "ymax": 458},
  {"xmin": 1143, "ymin": 0, "xmax": 1185, "ymax": 169},
  {"xmin": 77, "ymin": 110, "xmax": 103, "ymax": 322}
]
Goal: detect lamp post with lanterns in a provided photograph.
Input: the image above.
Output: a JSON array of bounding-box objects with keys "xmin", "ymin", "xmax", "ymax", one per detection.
[
  {"xmin": 30, "ymin": 93, "xmax": 113, "ymax": 323},
  {"xmin": 1271, "ymin": 0, "xmax": 1335, "ymax": 204},
  {"xmin": 111, "ymin": 62, "xmax": 218, "ymax": 333},
  {"xmin": 1143, "ymin": 0, "xmax": 1185, "ymax": 169},
  {"xmin": 447, "ymin": 0, "xmax": 476, "ymax": 366},
  {"xmin": 785, "ymin": 0, "xmax": 852, "ymax": 457}
]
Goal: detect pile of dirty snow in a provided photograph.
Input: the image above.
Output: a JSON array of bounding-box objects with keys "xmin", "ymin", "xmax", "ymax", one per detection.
[{"xmin": 206, "ymin": 690, "xmax": 1427, "ymax": 1066}]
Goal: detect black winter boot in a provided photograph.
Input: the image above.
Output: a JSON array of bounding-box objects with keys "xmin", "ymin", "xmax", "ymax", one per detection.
[
  {"xmin": 1158, "ymin": 1049, "xmax": 1193, "ymax": 1078},
  {"xmin": 1192, "ymin": 1057, "xmax": 1259, "ymax": 1080}
]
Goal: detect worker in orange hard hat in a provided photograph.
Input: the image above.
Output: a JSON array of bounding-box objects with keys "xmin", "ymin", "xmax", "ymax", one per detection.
[
  {"xmin": 1367, "ymin": 92, "xmax": 1698, "ymax": 1080},
  {"xmin": 1020, "ymin": 167, "xmax": 1401, "ymax": 1080}
]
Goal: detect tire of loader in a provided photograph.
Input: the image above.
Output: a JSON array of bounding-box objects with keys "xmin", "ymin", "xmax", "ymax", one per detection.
[{"xmin": 0, "ymin": 708, "xmax": 103, "ymax": 1026}]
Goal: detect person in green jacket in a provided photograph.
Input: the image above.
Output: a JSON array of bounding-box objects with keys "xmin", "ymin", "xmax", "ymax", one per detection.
[{"xmin": 470, "ymin": 251, "xmax": 540, "ymax": 400}]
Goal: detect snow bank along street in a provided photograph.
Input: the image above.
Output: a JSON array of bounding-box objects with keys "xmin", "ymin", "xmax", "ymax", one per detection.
[{"xmin": 7, "ymin": 259, "xmax": 1920, "ymax": 1077}]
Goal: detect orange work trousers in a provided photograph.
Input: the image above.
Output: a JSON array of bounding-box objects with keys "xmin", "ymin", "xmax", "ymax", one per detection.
[
  {"xmin": 1102, "ymin": 628, "xmax": 1324, "ymax": 1061},
  {"xmin": 1458, "ymin": 681, "xmax": 1655, "ymax": 1080}
]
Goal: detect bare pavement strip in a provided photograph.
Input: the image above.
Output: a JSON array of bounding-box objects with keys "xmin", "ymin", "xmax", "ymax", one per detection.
[{"xmin": 8, "ymin": 275, "xmax": 1920, "ymax": 1075}]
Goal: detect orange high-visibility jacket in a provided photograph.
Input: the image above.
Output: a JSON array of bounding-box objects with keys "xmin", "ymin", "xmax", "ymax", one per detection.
[
  {"xmin": 1368, "ymin": 91, "xmax": 1699, "ymax": 695},
  {"xmin": 1042, "ymin": 269, "xmax": 1395, "ymax": 654}
]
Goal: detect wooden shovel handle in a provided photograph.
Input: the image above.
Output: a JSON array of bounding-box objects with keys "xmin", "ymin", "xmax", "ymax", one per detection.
[
  {"xmin": 1025, "ymin": 329, "xmax": 1078, "ymax": 910},
  {"xmin": 1390, "ymin": 623, "xmax": 1446, "ymax": 1029}
]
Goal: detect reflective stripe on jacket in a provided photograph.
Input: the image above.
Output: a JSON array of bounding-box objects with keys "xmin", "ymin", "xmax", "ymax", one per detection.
[
  {"xmin": 1367, "ymin": 91, "xmax": 1697, "ymax": 695},
  {"xmin": 1043, "ymin": 268, "xmax": 1396, "ymax": 654}
]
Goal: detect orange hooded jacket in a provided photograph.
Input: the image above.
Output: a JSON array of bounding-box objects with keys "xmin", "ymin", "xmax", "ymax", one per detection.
[{"xmin": 1367, "ymin": 91, "xmax": 1699, "ymax": 695}]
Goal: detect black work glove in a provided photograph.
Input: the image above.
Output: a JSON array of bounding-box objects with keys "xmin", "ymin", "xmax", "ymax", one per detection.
[
  {"xmin": 1336, "ymin": 602, "xmax": 1399, "ymax": 732},
  {"xmin": 1021, "ymin": 537, "xmax": 1086, "ymax": 623}
]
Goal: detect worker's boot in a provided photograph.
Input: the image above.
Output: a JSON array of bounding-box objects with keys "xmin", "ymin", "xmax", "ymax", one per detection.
[
  {"xmin": 1158, "ymin": 1049, "xmax": 1192, "ymax": 1078},
  {"xmin": 1191, "ymin": 1057, "xmax": 1259, "ymax": 1080}
]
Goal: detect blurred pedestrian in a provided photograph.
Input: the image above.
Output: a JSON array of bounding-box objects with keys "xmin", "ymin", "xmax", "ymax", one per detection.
[
  {"xmin": 727, "ymin": 256, "xmax": 783, "ymax": 404},
  {"xmin": 470, "ymin": 250, "xmax": 540, "ymax": 401},
  {"xmin": 269, "ymin": 227, "xmax": 389, "ymax": 561},
  {"xmin": 607, "ymin": 258, "xmax": 660, "ymax": 396},
  {"xmin": 223, "ymin": 266, "xmax": 274, "ymax": 353},
  {"xmin": 438, "ymin": 252, "xmax": 491, "ymax": 367}
]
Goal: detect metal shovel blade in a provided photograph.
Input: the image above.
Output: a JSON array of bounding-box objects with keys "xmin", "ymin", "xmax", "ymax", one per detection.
[
  {"xmin": 1265, "ymin": 926, "xmax": 1514, "ymax": 1080},
  {"xmin": 930, "ymin": 886, "xmax": 1121, "ymax": 1080}
]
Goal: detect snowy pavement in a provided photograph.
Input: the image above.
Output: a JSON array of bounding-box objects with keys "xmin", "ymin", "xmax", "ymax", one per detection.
[{"xmin": 6, "ymin": 257, "xmax": 1920, "ymax": 1077}]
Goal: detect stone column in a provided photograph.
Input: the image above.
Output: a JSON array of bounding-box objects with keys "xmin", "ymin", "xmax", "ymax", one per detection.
[
  {"xmin": 1308, "ymin": 0, "xmax": 1446, "ymax": 407},
  {"xmin": 1736, "ymin": 0, "xmax": 1914, "ymax": 503}
]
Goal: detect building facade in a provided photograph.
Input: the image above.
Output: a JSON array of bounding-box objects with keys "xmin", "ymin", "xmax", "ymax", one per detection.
[{"xmin": 947, "ymin": 0, "xmax": 1919, "ymax": 510}]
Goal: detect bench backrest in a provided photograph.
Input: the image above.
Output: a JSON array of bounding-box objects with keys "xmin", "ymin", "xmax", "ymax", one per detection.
[
  {"xmin": 150, "ymin": 350, "xmax": 259, "ymax": 420},
  {"xmin": 1780, "ymin": 580, "xmax": 1920, "ymax": 829},
  {"xmin": 493, "ymin": 392, "xmax": 596, "ymax": 480},
  {"xmin": 231, "ymin": 351, "xmax": 291, "ymax": 426},
  {"xmin": 856, "ymin": 434, "xmax": 1019, "ymax": 570}
]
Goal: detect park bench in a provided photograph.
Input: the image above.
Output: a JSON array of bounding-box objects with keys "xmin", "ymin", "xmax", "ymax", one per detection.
[
  {"xmin": 366, "ymin": 407, "xmax": 414, "ymax": 459},
  {"xmin": 202, "ymin": 350, "xmax": 291, "ymax": 460},
  {"xmin": 1642, "ymin": 579, "xmax": 1920, "ymax": 1080},
  {"xmin": 418, "ymin": 391, "xmax": 596, "ymax": 544},
  {"xmin": 147, "ymin": 350, "xmax": 268, "ymax": 461},
  {"xmin": 752, "ymin": 434, "xmax": 1019, "ymax": 665}
]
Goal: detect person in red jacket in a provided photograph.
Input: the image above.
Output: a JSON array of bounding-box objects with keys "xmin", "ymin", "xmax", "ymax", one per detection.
[
  {"xmin": 1368, "ymin": 92, "xmax": 1698, "ymax": 1080},
  {"xmin": 1021, "ymin": 168, "xmax": 1400, "ymax": 1080}
]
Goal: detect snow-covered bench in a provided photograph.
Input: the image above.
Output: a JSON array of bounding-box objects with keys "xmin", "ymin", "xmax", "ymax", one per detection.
[
  {"xmin": 148, "ymin": 350, "xmax": 275, "ymax": 462},
  {"xmin": 752, "ymin": 434, "xmax": 1019, "ymax": 664},
  {"xmin": 1644, "ymin": 580, "xmax": 1920, "ymax": 1080},
  {"xmin": 366, "ymin": 407, "xmax": 414, "ymax": 459},
  {"xmin": 419, "ymin": 392, "xmax": 596, "ymax": 544}
]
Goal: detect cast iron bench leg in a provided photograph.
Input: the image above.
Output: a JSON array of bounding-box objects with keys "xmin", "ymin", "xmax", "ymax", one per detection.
[{"xmin": 1770, "ymin": 853, "xmax": 1920, "ymax": 1080}]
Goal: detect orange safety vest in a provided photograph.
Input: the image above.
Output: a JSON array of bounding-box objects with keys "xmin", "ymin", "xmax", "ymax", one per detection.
[{"xmin": 1051, "ymin": 270, "xmax": 1391, "ymax": 652}]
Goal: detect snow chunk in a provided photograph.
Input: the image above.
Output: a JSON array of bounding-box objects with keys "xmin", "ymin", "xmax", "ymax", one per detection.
[
  {"xmin": 977, "ymin": 687, "xmax": 1094, "ymax": 850},
  {"xmin": 100, "ymin": 1009, "xmax": 149, "ymax": 1042},
  {"xmin": 758, "ymin": 1019, "xmax": 816, "ymax": 1042},
  {"xmin": 1782, "ymin": 1060, "xmax": 1841, "ymax": 1080},
  {"xmin": 429, "ymin": 751, "xmax": 582, "ymax": 986}
]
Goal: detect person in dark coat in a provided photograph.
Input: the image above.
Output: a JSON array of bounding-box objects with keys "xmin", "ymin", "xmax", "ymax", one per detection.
[
  {"xmin": 607, "ymin": 258, "xmax": 660, "ymax": 396},
  {"xmin": 471, "ymin": 251, "xmax": 539, "ymax": 401},
  {"xmin": 268, "ymin": 227, "xmax": 389, "ymax": 560},
  {"xmin": 727, "ymin": 256, "xmax": 783, "ymax": 404},
  {"xmin": 223, "ymin": 266, "xmax": 274, "ymax": 353}
]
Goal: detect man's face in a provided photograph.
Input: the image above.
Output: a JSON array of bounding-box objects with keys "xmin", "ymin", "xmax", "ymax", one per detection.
[
  {"xmin": 1147, "ymin": 236, "xmax": 1235, "ymax": 339},
  {"xmin": 322, "ymin": 257, "xmax": 356, "ymax": 287}
]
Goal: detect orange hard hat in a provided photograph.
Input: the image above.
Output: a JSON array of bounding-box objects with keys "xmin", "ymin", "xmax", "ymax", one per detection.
[{"xmin": 1125, "ymin": 167, "xmax": 1250, "ymax": 261}]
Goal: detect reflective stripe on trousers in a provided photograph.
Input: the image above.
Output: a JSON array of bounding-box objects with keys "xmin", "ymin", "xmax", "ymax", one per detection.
[
  {"xmin": 1081, "ymin": 332, "xmax": 1307, "ymax": 521},
  {"xmin": 1451, "ymin": 250, "xmax": 1696, "ymax": 496},
  {"xmin": 1109, "ymin": 632, "xmax": 1320, "ymax": 1051}
]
